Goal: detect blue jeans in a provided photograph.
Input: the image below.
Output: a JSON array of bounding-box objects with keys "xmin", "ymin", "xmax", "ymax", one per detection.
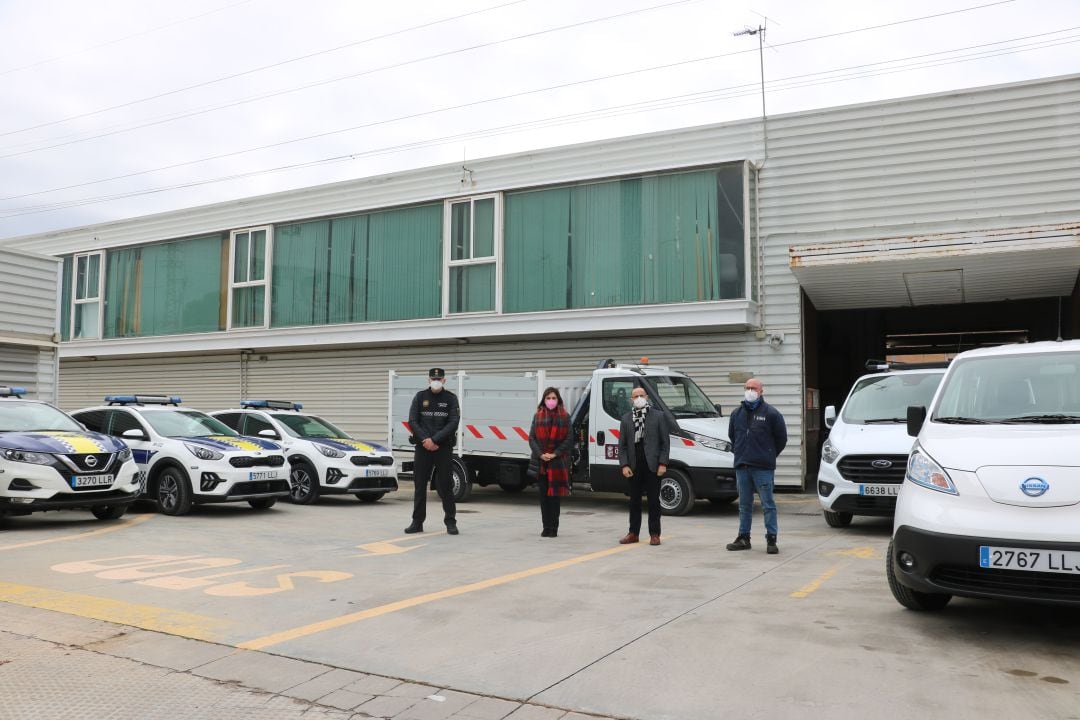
[{"xmin": 736, "ymin": 466, "xmax": 777, "ymax": 537}]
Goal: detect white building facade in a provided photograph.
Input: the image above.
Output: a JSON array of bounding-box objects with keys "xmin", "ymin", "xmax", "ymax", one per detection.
[{"xmin": 0, "ymin": 247, "xmax": 61, "ymax": 404}]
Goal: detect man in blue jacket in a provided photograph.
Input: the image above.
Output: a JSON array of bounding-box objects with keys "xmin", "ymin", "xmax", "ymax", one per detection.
[{"xmin": 726, "ymin": 377, "xmax": 787, "ymax": 554}]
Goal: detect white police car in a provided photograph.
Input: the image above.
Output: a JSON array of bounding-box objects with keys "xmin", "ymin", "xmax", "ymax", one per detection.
[
  {"xmin": 210, "ymin": 400, "xmax": 397, "ymax": 504},
  {"xmin": 71, "ymin": 395, "xmax": 289, "ymax": 516},
  {"xmin": 889, "ymin": 340, "xmax": 1080, "ymax": 610},
  {"xmin": 1, "ymin": 386, "xmax": 140, "ymax": 523},
  {"xmin": 817, "ymin": 362, "xmax": 946, "ymax": 527}
]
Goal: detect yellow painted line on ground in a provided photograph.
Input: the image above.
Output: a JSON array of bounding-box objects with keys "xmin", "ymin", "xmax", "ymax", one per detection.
[
  {"xmin": 0, "ymin": 580, "xmax": 229, "ymax": 641},
  {"xmin": 0, "ymin": 514, "xmax": 153, "ymax": 551},
  {"xmin": 240, "ymin": 542, "xmax": 642, "ymax": 650},
  {"xmin": 791, "ymin": 562, "xmax": 847, "ymax": 599},
  {"xmin": 828, "ymin": 546, "xmax": 882, "ymax": 560},
  {"xmin": 353, "ymin": 529, "xmax": 446, "ymax": 557}
]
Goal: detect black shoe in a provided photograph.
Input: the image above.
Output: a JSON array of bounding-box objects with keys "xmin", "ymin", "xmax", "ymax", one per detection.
[
  {"xmin": 726, "ymin": 535, "xmax": 751, "ymax": 551},
  {"xmin": 766, "ymin": 534, "xmax": 779, "ymax": 554},
  {"xmin": 551, "ymin": 529, "xmax": 558, "ymax": 538},
  {"xmin": 446, "ymin": 524, "xmax": 459, "ymax": 535},
  {"xmin": 541, "ymin": 529, "xmax": 553, "ymax": 537},
  {"xmin": 404, "ymin": 523, "xmax": 423, "ymax": 534}
]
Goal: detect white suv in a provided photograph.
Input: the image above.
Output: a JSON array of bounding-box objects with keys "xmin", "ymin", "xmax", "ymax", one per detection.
[
  {"xmin": 817, "ymin": 363, "xmax": 946, "ymax": 527},
  {"xmin": 210, "ymin": 401, "xmax": 397, "ymax": 504},
  {"xmin": 72, "ymin": 395, "xmax": 290, "ymax": 516},
  {"xmin": 1, "ymin": 386, "xmax": 140, "ymax": 523},
  {"xmin": 889, "ymin": 340, "xmax": 1080, "ymax": 610}
]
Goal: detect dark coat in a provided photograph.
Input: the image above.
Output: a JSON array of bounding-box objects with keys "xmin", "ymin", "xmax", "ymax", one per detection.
[
  {"xmin": 728, "ymin": 399, "xmax": 787, "ymax": 470},
  {"xmin": 528, "ymin": 411, "xmax": 576, "ymax": 464},
  {"xmin": 618, "ymin": 407, "xmax": 671, "ymax": 473},
  {"xmin": 408, "ymin": 388, "xmax": 460, "ymax": 447}
]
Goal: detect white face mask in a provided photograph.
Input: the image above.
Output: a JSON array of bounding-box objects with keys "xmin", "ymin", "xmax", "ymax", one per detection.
[
  {"xmin": 633, "ymin": 396, "xmax": 648, "ymax": 409},
  {"xmin": 744, "ymin": 389, "xmax": 760, "ymax": 403},
  {"xmin": 430, "ymin": 380, "xmax": 443, "ymax": 392}
]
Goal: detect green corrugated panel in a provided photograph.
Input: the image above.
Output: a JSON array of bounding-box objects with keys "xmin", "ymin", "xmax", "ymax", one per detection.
[
  {"xmin": 271, "ymin": 220, "xmax": 330, "ymax": 327},
  {"xmin": 60, "ymin": 256, "xmax": 72, "ymax": 341},
  {"xmin": 329, "ymin": 215, "xmax": 369, "ymax": 324},
  {"xmin": 366, "ymin": 204, "xmax": 442, "ymax": 321},
  {"xmin": 503, "ymin": 187, "xmax": 572, "ymax": 312}
]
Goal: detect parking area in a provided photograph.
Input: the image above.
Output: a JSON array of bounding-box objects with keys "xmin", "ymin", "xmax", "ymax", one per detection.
[{"xmin": 2, "ymin": 486, "xmax": 1078, "ymax": 720}]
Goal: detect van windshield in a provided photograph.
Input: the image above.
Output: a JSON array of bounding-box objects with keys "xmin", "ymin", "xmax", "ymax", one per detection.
[
  {"xmin": 842, "ymin": 372, "xmax": 944, "ymax": 424},
  {"xmin": 642, "ymin": 376, "xmax": 719, "ymax": 418},
  {"xmin": 933, "ymin": 351, "xmax": 1080, "ymax": 423}
]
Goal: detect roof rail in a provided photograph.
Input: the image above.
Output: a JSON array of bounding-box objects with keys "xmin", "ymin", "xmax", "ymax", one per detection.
[
  {"xmin": 105, "ymin": 394, "xmax": 181, "ymax": 406},
  {"xmin": 865, "ymin": 359, "xmax": 951, "ymax": 371},
  {"xmin": 241, "ymin": 399, "xmax": 303, "ymax": 411},
  {"xmin": 0, "ymin": 386, "xmax": 27, "ymax": 398}
]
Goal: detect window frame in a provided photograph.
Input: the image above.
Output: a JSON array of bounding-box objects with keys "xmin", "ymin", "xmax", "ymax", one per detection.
[
  {"xmin": 227, "ymin": 226, "xmax": 273, "ymax": 330},
  {"xmin": 442, "ymin": 194, "xmax": 502, "ymax": 316},
  {"xmin": 70, "ymin": 251, "xmax": 104, "ymax": 340}
]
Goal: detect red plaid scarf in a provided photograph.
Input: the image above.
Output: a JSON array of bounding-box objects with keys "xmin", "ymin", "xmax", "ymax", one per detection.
[{"xmin": 534, "ymin": 407, "xmax": 571, "ymax": 497}]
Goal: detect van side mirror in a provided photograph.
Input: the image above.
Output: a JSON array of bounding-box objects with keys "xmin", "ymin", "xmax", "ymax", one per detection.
[
  {"xmin": 258, "ymin": 429, "xmax": 280, "ymax": 439},
  {"xmin": 907, "ymin": 406, "xmax": 927, "ymax": 437},
  {"xmin": 824, "ymin": 405, "xmax": 836, "ymax": 429},
  {"xmin": 121, "ymin": 428, "xmax": 148, "ymax": 441},
  {"xmin": 713, "ymin": 403, "xmax": 723, "ymax": 416}
]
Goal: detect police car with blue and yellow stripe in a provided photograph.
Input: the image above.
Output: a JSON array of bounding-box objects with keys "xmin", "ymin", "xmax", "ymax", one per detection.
[
  {"xmin": 210, "ymin": 401, "xmax": 397, "ymax": 505},
  {"xmin": 71, "ymin": 395, "xmax": 290, "ymax": 516},
  {"xmin": 1, "ymin": 385, "xmax": 140, "ymax": 523}
]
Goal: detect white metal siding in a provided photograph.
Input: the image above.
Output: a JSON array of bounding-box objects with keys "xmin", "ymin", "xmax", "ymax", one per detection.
[
  {"xmin": 59, "ymin": 354, "xmax": 241, "ymax": 413},
  {"xmin": 0, "ymin": 344, "xmax": 56, "ymax": 403},
  {"xmin": 0, "ymin": 248, "xmax": 59, "ymax": 403}
]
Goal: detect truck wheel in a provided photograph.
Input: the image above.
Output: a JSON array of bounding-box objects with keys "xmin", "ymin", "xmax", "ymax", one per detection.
[
  {"xmin": 355, "ymin": 492, "xmax": 386, "ymax": 503},
  {"xmin": 91, "ymin": 504, "xmax": 127, "ymax": 520},
  {"xmin": 449, "ymin": 459, "xmax": 473, "ymax": 502},
  {"xmin": 659, "ymin": 468, "xmax": 696, "ymax": 516},
  {"xmin": 156, "ymin": 467, "xmax": 193, "ymax": 516},
  {"xmin": 824, "ymin": 509, "xmax": 853, "ymax": 528},
  {"xmin": 248, "ymin": 497, "xmax": 277, "ymax": 510},
  {"xmin": 886, "ymin": 540, "xmax": 951, "ymax": 611},
  {"xmin": 289, "ymin": 461, "xmax": 320, "ymax": 504}
]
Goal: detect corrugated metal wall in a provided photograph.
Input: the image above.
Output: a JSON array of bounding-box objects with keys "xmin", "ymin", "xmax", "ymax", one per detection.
[
  {"xmin": 59, "ymin": 330, "xmax": 804, "ymax": 486},
  {"xmin": 0, "ymin": 248, "xmax": 60, "ymax": 403}
]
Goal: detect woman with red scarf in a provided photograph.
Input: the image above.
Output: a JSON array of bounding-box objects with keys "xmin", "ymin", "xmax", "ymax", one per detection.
[{"xmin": 528, "ymin": 387, "xmax": 574, "ymax": 537}]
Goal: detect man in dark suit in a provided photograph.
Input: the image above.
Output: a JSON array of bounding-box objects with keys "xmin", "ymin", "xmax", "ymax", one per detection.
[{"xmin": 617, "ymin": 386, "xmax": 670, "ymax": 546}]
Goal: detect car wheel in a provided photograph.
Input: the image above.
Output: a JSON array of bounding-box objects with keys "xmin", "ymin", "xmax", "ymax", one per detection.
[
  {"xmin": 354, "ymin": 492, "xmax": 386, "ymax": 503},
  {"xmin": 659, "ymin": 467, "xmax": 696, "ymax": 516},
  {"xmin": 886, "ymin": 539, "xmax": 952, "ymax": 611},
  {"xmin": 91, "ymin": 504, "xmax": 127, "ymax": 520},
  {"xmin": 248, "ymin": 497, "xmax": 277, "ymax": 509},
  {"xmin": 449, "ymin": 459, "xmax": 473, "ymax": 502},
  {"xmin": 289, "ymin": 461, "xmax": 320, "ymax": 505},
  {"xmin": 824, "ymin": 509, "xmax": 854, "ymax": 528},
  {"xmin": 156, "ymin": 467, "xmax": 193, "ymax": 516}
]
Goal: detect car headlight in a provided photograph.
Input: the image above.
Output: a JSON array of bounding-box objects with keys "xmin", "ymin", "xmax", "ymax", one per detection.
[
  {"xmin": 316, "ymin": 444, "xmax": 346, "ymax": 459},
  {"xmin": 821, "ymin": 437, "xmax": 840, "ymax": 464},
  {"xmin": 689, "ymin": 433, "xmax": 732, "ymax": 453},
  {"xmin": 1, "ymin": 448, "xmax": 54, "ymax": 465},
  {"xmin": 906, "ymin": 445, "xmax": 957, "ymax": 495},
  {"xmin": 117, "ymin": 448, "xmax": 133, "ymax": 462},
  {"xmin": 184, "ymin": 442, "xmax": 224, "ymax": 461}
]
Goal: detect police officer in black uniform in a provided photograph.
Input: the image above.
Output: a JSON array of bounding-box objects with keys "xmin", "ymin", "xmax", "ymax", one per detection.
[{"xmin": 404, "ymin": 368, "xmax": 461, "ymax": 535}]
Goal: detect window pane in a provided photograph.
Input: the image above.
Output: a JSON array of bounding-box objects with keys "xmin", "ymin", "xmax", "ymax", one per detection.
[
  {"xmin": 449, "ymin": 263, "xmax": 494, "ymax": 314},
  {"xmin": 233, "ymin": 232, "xmax": 249, "ymax": 283},
  {"xmin": 75, "ymin": 255, "xmax": 88, "ymax": 300},
  {"xmin": 450, "ymin": 202, "xmax": 470, "ymax": 260},
  {"xmin": 473, "ymin": 198, "xmax": 494, "ymax": 258},
  {"xmin": 109, "ymin": 411, "xmax": 145, "ymax": 436},
  {"xmin": 86, "ymin": 254, "xmax": 101, "ymax": 299},
  {"xmin": 243, "ymin": 414, "xmax": 276, "ymax": 437},
  {"xmin": 73, "ymin": 302, "xmax": 100, "ymax": 339},
  {"xmin": 60, "ymin": 256, "xmax": 72, "ymax": 341},
  {"xmin": 250, "ymin": 229, "xmax": 266, "ymax": 281},
  {"xmin": 232, "ymin": 285, "xmax": 265, "ymax": 328},
  {"xmin": 602, "ymin": 378, "xmax": 636, "ymax": 419},
  {"xmin": 366, "ymin": 204, "xmax": 442, "ymax": 321}
]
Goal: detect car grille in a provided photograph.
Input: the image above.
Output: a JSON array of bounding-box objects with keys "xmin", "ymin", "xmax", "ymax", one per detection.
[
  {"xmin": 837, "ymin": 455, "xmax": 908, "ymax": 484},
  {"xmin": 930, "ymin": 566, "xmax": 1080, "ymax": 602},
  {"xmin": 831, "ymin": 495, "xmax": 897, "ymax": 513},
  {"xmin": 348, "ymin": 477, "xmax": 398, "ymax": 490},
  {"xmin": 351, "ymin": 456, "xmax": 394, "ymax": 467},
  {"xmin": 228, "ymin": 480, "xmax": 290, "ymax": 496},
  {"xmin": 62, "ymin": 453, "xmax": 115, "ymax": 473},
  {"xmin": 228, "ymin": 455, "xmax": 286, "ymax": 468}
]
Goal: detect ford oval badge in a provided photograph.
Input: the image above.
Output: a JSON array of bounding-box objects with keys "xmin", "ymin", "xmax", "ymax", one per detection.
[
  {"xmin": 871, "ymin": 459, "xmax": 893, "ymax": 469},
  {"xmin": 1020, "ymin": 477, "xmax": 1049, "ymax": 497}
]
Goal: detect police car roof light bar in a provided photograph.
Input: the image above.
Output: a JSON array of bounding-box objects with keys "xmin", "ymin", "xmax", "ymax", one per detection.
[
  {"xmin": 105, "ymin": 394, "xmax": 182, "ymax": 406},
  {"xmin": 865, "ymin": 359, "xmax": 952, "ymax": 371},
  {"xmin": 0, "ymin": 386, "xmax": 27, "ymax": 397},
  {"xmin": 241, "ymin": 399, "xmax": 302, "ymax": 411}
]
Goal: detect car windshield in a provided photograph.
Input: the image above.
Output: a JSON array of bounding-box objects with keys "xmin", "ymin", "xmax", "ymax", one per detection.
[
  {"xmin": 933, "ymin": 351, "xmax": 1080, "ymax": 423},
  {"xmin": 272, "ymin": 413, "xmax": 349, "ymax": 439},
  {"xmin": 141, "ymin": 410, "xmax": 238, "ymax": 438},
  {"xmin": 842, "ymin": 372, "xmax": 945, "ymax": 424},
  {"xmin": 0, "ymin": 401, "xmax": 84, "ymax": 433},
  {"xmin": 642, "ymin": 375, "xmax": 719, "ymax": 418}
]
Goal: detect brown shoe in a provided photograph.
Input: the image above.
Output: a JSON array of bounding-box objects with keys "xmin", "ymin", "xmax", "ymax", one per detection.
[
  {"xmin": 650, "ymin": 535, "xmax": 661, "ymax": 546},
  {"xmin": 619, "ymin": 533, "xmax": 639, "ymax": 545}
]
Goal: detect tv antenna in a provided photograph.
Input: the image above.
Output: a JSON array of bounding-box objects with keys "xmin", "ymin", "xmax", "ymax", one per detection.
[{"xmin": 734, "ymin": 20, "xmax": 769, "ymax": 162}]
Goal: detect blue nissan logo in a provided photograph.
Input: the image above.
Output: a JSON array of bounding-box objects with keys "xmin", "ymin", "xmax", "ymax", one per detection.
[{"xmin": 1020, "ymin": 477, "xmax": 1050, "ymax": 497}]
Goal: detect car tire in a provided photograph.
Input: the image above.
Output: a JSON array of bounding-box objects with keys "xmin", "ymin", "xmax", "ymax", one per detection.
[
  {"xmin": 91, "ymin": 504, "xmax": 127, "ymax": 520},
  {"xmin": 886, "ymin": 539, "xmax": 952, "ymax": 611},
  {"xmin": 450, "ymin": 459, "xmax": 473, "ymax": 502},
  {"xmin": 248, "ymin": 497, "xmax": 277, "ymax": 510},
  {"xmin": 824, "ymin": 509, "xmax": 854, "ymax": 528},
  {"xmin": 156, "ymin": 466, "xmax": 193, "ymax": 516},
  {"xmin": 659, "ymin": 467, "xmax": 696, "ymax": 516},
  {"xmin": 289, "ymin": 461, "xmax": 320, "ymax": 505},
  {"xmin": 354, "ymin": 492, "xmax": 386, "ymax": 503}
]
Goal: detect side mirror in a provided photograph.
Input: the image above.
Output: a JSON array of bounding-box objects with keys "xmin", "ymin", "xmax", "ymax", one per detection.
[
  {"xmin": 258, "ymin": 429, "xmax": 280, "ymax": 439},
  {"xmin": 824, "ymin": 405, "xmax": 837, "ymax": 429},
  {"xmin": 907, "ymin": 406, "xmax": 927, "ymax": 437},
  {"xmin": 121, "ymin": 428, "xmax": 147, "ymax": 441},
  {"xmin": 713, "ymin": 403, "xmax": 723, "ymax": 416}
]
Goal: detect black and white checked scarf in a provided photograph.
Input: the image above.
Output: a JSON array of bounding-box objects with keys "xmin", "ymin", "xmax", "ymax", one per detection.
[{"xmin": 633, "ymin": 405, "xmax": 648, "ymax": 443}]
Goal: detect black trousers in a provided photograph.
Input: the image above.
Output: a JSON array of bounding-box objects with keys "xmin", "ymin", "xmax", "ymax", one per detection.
[
  {"xmin": 537, "ymin": 476, "xmax": 561, "ymax": 532},
  {"xmin": 628, "ymin": 443, "xmax": 661, "ymax": 536},
  {"xmin": 412, "ymin": 444, "xmax": 455, "ymax": 526}
]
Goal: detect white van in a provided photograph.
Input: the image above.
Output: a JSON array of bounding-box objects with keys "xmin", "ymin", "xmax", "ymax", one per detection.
[
  {"xmin": 817, "ymin": 362, "xmax": 946, "ymax": 527},
  {"xmin": 888, "ymin": 340, "xmax": 1080, "ymax": 610}
]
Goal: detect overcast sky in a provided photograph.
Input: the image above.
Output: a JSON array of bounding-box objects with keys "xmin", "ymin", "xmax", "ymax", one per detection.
[{"xmin": 1, "ymin": 0, "xmax": 1077, "ymax": 240}]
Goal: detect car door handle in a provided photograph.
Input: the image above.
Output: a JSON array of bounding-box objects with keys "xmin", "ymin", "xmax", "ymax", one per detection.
[{"xmin": 596, "ymin": 431, "xmax": 605, "ymax": 445}]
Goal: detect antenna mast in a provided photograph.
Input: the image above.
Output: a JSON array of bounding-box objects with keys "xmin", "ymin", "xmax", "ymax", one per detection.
[{"xmin": 734, "ymin": 22, "xmax": 768, "ymax": 161}]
